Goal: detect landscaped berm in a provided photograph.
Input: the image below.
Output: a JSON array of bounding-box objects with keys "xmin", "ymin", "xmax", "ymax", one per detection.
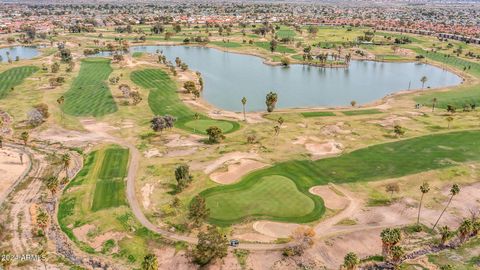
[
  {"xmin": 131, "ymin": 68, "xmax": 239, "ymax": 134},
  {"xmin": 202, "ymin": 130, "xmax": 480, "ymax": 226},
  {"xmin": 62, "ymin": 58, "xmax": 118, "ymax": 117}
]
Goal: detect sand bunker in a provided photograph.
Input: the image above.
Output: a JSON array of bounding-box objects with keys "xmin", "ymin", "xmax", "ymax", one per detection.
[
  {"xmin": 210, "ymin": 159, "xmax": 268, "ymax": 184},
  {"xmin": 141, "ymin": 183, "xmax": 154, "ymax": 209},
  {"xmin": 320, "ymin": 122, "xmax": 351, "ymax": 136},
  {"xmin": 72, "ymin": 224, "xmax": 96, "ymax": 244},
  {"xmin": 0, "ymin": 148, "xmax": 29, "ymax": 202},
  {"xmin": 253, "ymin": 221, "xmax": 300, "ymax": 239},
  {"xmin": 204, "ymin": 151, "xmax": 261, "ymax": 174},
  {"xmin": 293, "ymin": 137, "xmax": 343, "ymax": 158},
  {"xmin": 309, "ymin": 186, "xmax": 348, "ymax": 210},
  {"xmin": 72, "ymin": 224, "xmax": 126, "ymax": 251}
]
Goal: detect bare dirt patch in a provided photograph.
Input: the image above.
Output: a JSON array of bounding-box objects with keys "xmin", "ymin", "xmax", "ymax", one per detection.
[
  {"xmin": 72, "ymin": 224, "xmax": 96, "ymax": 244},
  {"xmin": 368, "ymin": 115, "xmax": 410, "ymax": 127},
  {"xmin": 210, "ymin": 159, "xmax": 268, "ymax": 184},
  {"xmin": 143, "ymin": 148, "xmax": 162, "ymax": 158},
  {"xmin": 0, "ymin": 148, "xmax": 29, "ymax": 201},
  {"xmin": 141, "ymin": 183, "xmax": 154, "ymax": 209},
  {"xmin": 165, "ymin": 147, "xmax": 198, "ymax": 157},
  {"xmin": 320, "ymin": 122, "xmax": 351, "ymax": 136},
  {"xmin": 165, "ymin": 134, "xmax": 202, "ymax": 148}
]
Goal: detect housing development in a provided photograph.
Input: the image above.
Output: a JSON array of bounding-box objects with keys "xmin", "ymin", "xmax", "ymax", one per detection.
[{"xmin": 0, "ymin": 0, "xmax": 479, "ymax": 269}]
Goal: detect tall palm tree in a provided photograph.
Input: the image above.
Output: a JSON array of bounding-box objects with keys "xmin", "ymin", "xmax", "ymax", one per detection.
[
  {"xmin": 380, "ymin": 228, "xmax": 401, "ymax": 258},
  {"xmin": 420, "ymin": 76, "xmax": 428, "ymax": 89},
  {"xmin": 417, "ymin": 182, "xmax": 430, "ymax": 225},
  {"xmin": 439, "ymin": 226, "xmax": 454, "ymax": 246},
  {"xmin": 241, "ymin": 97, "xmax": 247, "ymax": 121},
  {"xmin": 343, "ymin": 252, "xmax": 359, "ymax": 270},
  {"xmin": 432, "ymin": 97, "xmax": 437, "ymax": 112},
  {"xmin": 433, "ymin": 184, "xmax": 460, "ymax": 230}
]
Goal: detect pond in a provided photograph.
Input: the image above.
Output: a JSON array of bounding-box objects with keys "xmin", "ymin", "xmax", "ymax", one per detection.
[
  {"xmin": 109, "ymin": 45, "xmax": 463, "ymax": 112},
  {"xmin": 0, "ymin": 46, "xmax": 40, "ymax": 63}
]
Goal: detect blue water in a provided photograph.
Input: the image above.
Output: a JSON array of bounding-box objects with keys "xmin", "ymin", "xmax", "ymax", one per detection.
[
  {"xmin": 0, "ymin": 46, "xmax": 40, "ymax": 63},
  {"xmin": 100, "ymin": 45, "xmax": 463, "ymax": 112}
]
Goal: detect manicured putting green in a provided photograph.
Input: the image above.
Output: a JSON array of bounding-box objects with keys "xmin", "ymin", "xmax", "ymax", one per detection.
[
  {"xmin": 206, "ymin": 176, "xmax": 314, "ymax": 222},
  {"xmin": 130, "ymin": 69, "xmax": 239, "ymax": 134},
  {"xmin": 62, "ymin": 58, "xmax": 118, "ymax": 117},
  {"xmin": 0, "ymin": 66, "xmax": 39, "ymax": 99},
  {"xmin": 202, "ymin": 130, "xmax": 480, "ymax": 225},
  {"xmin": 184, "ymin": 119, "xmax": 234, "ymax": 132}
]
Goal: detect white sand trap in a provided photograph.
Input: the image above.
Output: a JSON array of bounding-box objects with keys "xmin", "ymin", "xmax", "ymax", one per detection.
[
  {"xmin": 0, "ymin": 148, "xmax": 29, "ymax": 202},
  {"xmin": 253, "ymin": 221, "xmax": 300, "ymax": 238},
  {"xmin": 144, "ymin": 148, "xmax": 162, "ymax": 158},
  {"xmin": 305, "ymin": 141, "xmax": 343, "ymax": 158},
  {"xmin": 204, "ymin": 151, "xmax": 260, "ymax": 174},
  {"xmin": 210, "ymin": 159, "xmax": 268, "ymax": 184},
  {"xmin": 141, "ymin": 183, "xmax": 154, "ymax": 209},
  {"xmin": 309, "ymin": 186, "xmax": 348, "ymax": 210}
]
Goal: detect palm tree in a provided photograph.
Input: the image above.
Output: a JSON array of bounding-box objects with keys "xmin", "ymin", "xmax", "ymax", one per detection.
[
  {"xmin": 36, "ymin": 209, "xmax": 49, "ymax": 231},
  {"xmin": 420, "ymin": 76, "xmax": 428, "ymax": 89},
  {"xmin": 61, "ymin": 153, "xmax": 71, "ymax": 177},
  {"xmin": 439, "ymin": 226, "xmax": 454, "ymax": 246},
  {"xmin": 343, "ymin": 252, "xmax": 359, "ymax": 270},
  {"xmin": 433, "ymin": 184, "xmax": 460, "ymax": 230},
  {"xmin": 241, "ymin": 97, "xmax": 247, "ymax": 121},
  {"xmin": 458, "ymin": 219, "xmax": 473, "ymax": 242},
  {"xmin": 265, "ymin": 91, "xmax": 278, "ymax": 113},
  {"xmin": 390, "ymin": 245, "xmax": 405, "ymax": 266},
  {"xmin": 45, "ymin": 176, "xmax": 59, "ymax": 196},
  {"xmin": 20, "ymin": 131, "xmax": 29, "ymax": 145},
  {"xmin": 432, "ymin": 97, "xmax": 437, "ymax": 112},
  {"xmin": 446, "ymin": 116, "xmax": 454, "ymax": 129},
  {"xmin": 417, "ymin": 182, "xmax": 430, "ymax": 225},
  {"xmin": 380, "ymin": 228, "xmax": 401, "ymax": 258},
  {"xmin": 141, "ymin": 254, "xmax": 158, "ymax": 270}
]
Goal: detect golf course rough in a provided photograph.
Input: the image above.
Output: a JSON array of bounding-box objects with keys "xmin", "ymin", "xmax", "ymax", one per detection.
[
  {"xmin": 62, "ymin": 58, "xmax": 118, "ymax": 117},
  {"xmin": 0, "ymin": 66, "xmax": 39, "ymax": 99},
  {"xmin": 202, "ymin": 130, "xmax": 480, "ymax": 226},
  {"xmin": 130, "ymin": 68, "xmax": 240, "ymax": 135}
]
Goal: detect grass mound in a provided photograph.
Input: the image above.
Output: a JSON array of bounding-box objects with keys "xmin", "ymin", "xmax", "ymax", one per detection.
[
  {"xmin": 130, "ymin": 69, "xmax": 239, "ymax": 134},
  {"xmin": 301, "ymin": 111, "xmax": 336, "ymax": 117},
  {"xmin": 341, "ymin": 109, "xmax": 382, "ymax": 116},
  {"xmin": 0, "ymin": 66, "xmax": 39, "ymax": 99},
  {"xmin": 63, "ymin": 58, "xmax": 118, "ymax": 117},
  {"xmin": 202, "ymin": 130, "xmax": 480, "ymax": 225}
]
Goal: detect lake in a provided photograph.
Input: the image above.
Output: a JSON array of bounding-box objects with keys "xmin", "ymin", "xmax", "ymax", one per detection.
[
  {"xmin": 110, "ymin": 45, "xmax": 463, "ymax": 112},
  {"xmin": 0, "ymin": 46, "xmax": 40, "ymax": 63}
]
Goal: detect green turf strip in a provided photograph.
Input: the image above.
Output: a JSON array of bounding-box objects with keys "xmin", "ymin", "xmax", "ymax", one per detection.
[
  {"xmin": 62, "ymin": 58, "xmax": 118, "ymax": 117},
  {"xmin": 130, "ymin": 69, "xmax": 239, "ymax": 134},
  {"xmin": 341, "ymin": 109, "xmax": 383, "ymax": 116},
  {"xmin": 0, "ymin": 66, "xmax": 39, "ymax": 99},
  {"xmin": 301, "ymin": 111, "xmax": 336, "ymax": 117},
  {"xmin": 202, "ymin": 130, "xmax": 480, "ymax": 225}
]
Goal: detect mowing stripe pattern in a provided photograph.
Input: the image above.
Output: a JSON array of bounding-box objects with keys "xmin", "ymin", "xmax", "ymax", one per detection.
[
  {"xmin": 0, "ymin": 66, "xmax": 39, "ymax": 99},
  {"xmin": 130, "ymin": 69, "xmax": 239, "ymax": 134},
  {"xmin": 62, "ymin": 58, "xmax": 118, "ymax": 117}
]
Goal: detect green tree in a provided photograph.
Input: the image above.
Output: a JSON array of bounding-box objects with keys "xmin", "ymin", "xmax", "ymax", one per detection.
[
  {"xmin": 51, "ymin": 62, "xmax": 60, "ymax": 73},
  {"xmin": 417, "ymin": 182, "xmax": 430, "ymax": 225},
  {"xmin": 265, "ymin": 91, "xmax": 278, "ymax": 112},
  {"xmin": 458, "ymin": 218, "xmax": 473, "ymax": 242},
  {"xmin": 141, "ymin": 254, "xmax": 158, "ymax": 270},
  {"xmin": 192, "ymin": 226, "xmax": 228, "ymax": 266},
  {"xmin": 393, "ymin": 125, "xmax": 405, "ymax": 137},
  {"xmin": 439, "ymin": 226, "xmax": 454, "ymax": 246},
  {"xmin": 269, "ymin": 39, "xmax": 278, "ymax": 52},
  {"xmin": 175, "ymin": 164, "xmax": 193, "ymax": 191},
  {"xmin": 446, "ymin": 116, "xmax": 454, "ymax": 129},
  {"xmin": 343, "ymin": 252, "xmax": 359, "ymax": 270},
  {"xmin": 390, "ymin": 245, "xmax": 405, "ymax": 265},
  {"xmin": 350, "ymin": 100, "xmax": 357, "ymax": 107},
  {"xmin": 380, "ymin": 228, "xmax": 401, "ymax": 258},
  {"xmin": 385, "ymin": 183, "xmax": 400, "ymax": 198},
  {"xmin": 433, "ymin": 184, "xmax": 460, "ymax": 230},
  {"xmin": 206, "ymin": 126, "xmax": 225, "ymax": 144},
  {"xmin": 36, "ymin": 208, "xmax": 49, "ymax": 231},
  {"xmin": 241, "ymin": 97, "xmax": 247, "ymax": 121},
  {"xmin": 189, "ymin": 195, "xmax": 209, "ymax": 226}
]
